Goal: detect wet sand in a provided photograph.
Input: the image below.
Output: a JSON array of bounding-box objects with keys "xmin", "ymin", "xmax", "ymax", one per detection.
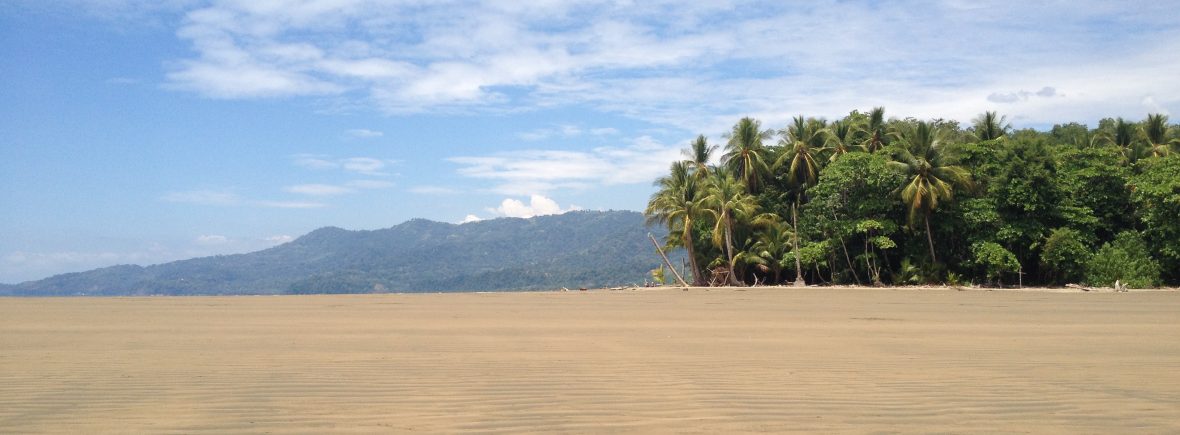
[{"xmin": 2, "ymin": 288, "xmax": 1178, "ymax": 433}]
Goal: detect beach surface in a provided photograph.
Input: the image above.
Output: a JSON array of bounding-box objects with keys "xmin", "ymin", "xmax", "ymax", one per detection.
[{"xmin": 2, "ymin": 288, "xmax": 1178, "ymax": 433}]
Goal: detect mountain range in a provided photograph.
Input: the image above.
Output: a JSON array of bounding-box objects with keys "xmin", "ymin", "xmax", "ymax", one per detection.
[{"xmin": 1, "ymin": 210, "xmax": 672, "ymax": 296}]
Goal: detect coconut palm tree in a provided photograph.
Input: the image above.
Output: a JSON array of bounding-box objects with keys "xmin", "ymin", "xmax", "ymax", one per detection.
[
  {"xmin": 824, "ymin": 119, "xmax": 864, "ymax": 162},
  {"xmin": 775, "ymin": 115, "xmax": 826, "ymax": 287},
  {"xmin": 862, "ymin": 107, "xmax": 889, "ymax": 153},
  {"xmin": 1141, "ymin": 113, "xmax": 1179, "ymax": 158},
  {"xmin": 971, "ymin": 111, "xmax": 1011, "ymax": 142},
  {"xmin": 683, "ymin": 134, "xmax": 717, "ymax": 176},
  {"xmin": 645, "ymin": 161, "xmax": 707, "ymax": 285},
  {"xmin": 1091, "ymin": 117, "xmax": 1139, "ymax": 163},
  {"xmin": 701, "ymin": 170, "xmax": 759, "ymax": 286},
  {"xmin": 887, "ymin": 121, "xmax": 973, "ymax": 264},
  {"xmin": 721, "ymin": 117, "xmax": 773, "ymax": 193},
  {"xmin": 739, "ymin": 218, "xmax": 793, "ymax": 285}
]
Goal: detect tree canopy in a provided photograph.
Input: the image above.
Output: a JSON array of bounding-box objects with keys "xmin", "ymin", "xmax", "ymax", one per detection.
[{"xmin": 646, "ymin": 110, "xmax": 1180, "ymax": 289}]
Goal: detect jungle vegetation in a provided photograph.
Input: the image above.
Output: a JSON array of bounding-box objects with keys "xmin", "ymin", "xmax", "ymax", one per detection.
[{"xmin": 646, "ymin": 109, "xmax": 1180, "ymax": 288}]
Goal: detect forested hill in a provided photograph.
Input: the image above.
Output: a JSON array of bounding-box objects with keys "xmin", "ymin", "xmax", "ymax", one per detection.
[{"xmin": 2, "ymin": 210, "xmax": 668, "ymax": 296}]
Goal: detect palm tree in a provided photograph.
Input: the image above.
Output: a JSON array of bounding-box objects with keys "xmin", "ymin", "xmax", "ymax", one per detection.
[
  {"xmin": 1141, "ymin": 113, "xmax": 1179, "ymax": 158},
  {"xmin": 683, "ymin": 134, "xmax": 717, "ymax": 176},
  {"xmin": 721, "ymin": 117, "xmax": 773, "ymax": 192},
  {"xmin": 775, "ymin": 115, "xmax": 825, "ymax": 287},
  {"xmin": 645, "ymin": 161, "xmax": 707, "ymax": 285},
  {"xmin": 701, "ymin": 170, "xmax": 759, "ymax": 286},
  {"xmin": 862, "ymin": 107, "xmax": 889, "ymax": 153},
  {"xmin": 1091, "ymin": 117, "xmax": 1139, "ymax": 163},
  {"xmin": 887, "ymin": 121, "xmax": 973, "ymax": 264},
  {"xmin": 740, "ymin": 218, "xmax": 793, "ymax": 284},
  {"xmin": 971, "ymin": 111, "xmax": 1011, "ymax": 141},
  {"xmin": 824, "ymin": 119, "xmax": 864, "ymax": 162}
]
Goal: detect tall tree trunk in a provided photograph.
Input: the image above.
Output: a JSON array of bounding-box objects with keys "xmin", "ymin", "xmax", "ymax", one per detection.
[
  {"xmin": 924, "ymin": 212, "xmax": 938, "ymax": 264},
  {"xmin": 650, "ymin": 233, "xmax": 688, "ymax": 287},
  {"xmin": 792, "ymin": 199, "xmax": 805, "ymax": 287},
  {"xmin": 838, "ymin": 235, "xmax": 862, "ymax": 285},
  {"xmin": 724, "ymin": 218, "xmax": 742, "ymax": 286},
  {"xmin": 682, "ymin": 223, "xmax": 703, "ymax": 286}
]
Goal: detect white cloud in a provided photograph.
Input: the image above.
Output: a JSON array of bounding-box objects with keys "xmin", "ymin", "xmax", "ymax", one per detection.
[
  {"xmin": 346, "ymin": 179, "xmax": 394, "ymax": 189},
  {"xmin": 163, "ymin": 188, "xmax": 327, "ymax": 208},
  {"xmin": 340, "ymin": 157, "xmax": 387, "ymax": 176},
  {"xmin": 449, "ymin": 135, "xmax": 682, "ymax": 195},
  {"xmin": 195, "ymin": 234, "xmax": 229, "ymax": 245},
  {"xmin": 408, "ymin": 185, "xmax": 459, "ymax": 195},
  {"xmin": 345, "ymin": 128, "xmax": 383, "ymax": 138},
  {"xmin": 460, "ymin": 214, "xmax": 483, "ymax": 224},
  {"xmin": 264, "ymin": 234, "xmax": 294, "ymax": 244},
  {"xmin": 158, "ymin": 1, "xmax": 1176, "ymax": 127},
  {"xmin": 291, "ymin": 154, "xmax": 394, "ymax": 176},
  {"xmin": 284, "ymin": 183, "xmax": 353, "ymax": 196},
  {"xmin": 488, "ymin": 194, "xmax": 579, "ymax": 219}
]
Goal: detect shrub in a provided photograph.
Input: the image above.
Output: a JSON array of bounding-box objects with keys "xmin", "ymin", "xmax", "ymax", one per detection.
[
  {"xmin": 1085, "ymin": 232, "xmax": 1161, "ymax": 288},
  {"xmin": 1040, "ymin": 227, "xmax": 1092, "ymax": 284},
  {"xmin": 970, "ymin": 241, "xmax": 1020, "ymax": 286}
]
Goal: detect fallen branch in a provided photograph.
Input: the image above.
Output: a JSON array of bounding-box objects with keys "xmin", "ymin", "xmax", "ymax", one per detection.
[{"xmin": 649, "ymin": 233, "xmax": 689, "ymax": 287}]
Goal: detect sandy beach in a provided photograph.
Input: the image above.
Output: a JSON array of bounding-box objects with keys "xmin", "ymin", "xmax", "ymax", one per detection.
[{"xmin": 2, "ymin": 288, "xmax": 1178, "ymax": 433}]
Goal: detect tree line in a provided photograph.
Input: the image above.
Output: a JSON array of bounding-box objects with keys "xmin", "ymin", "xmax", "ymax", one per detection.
[{"xmin": 645, "ymin": 108, "xmax": 1180, "ymax": 288}]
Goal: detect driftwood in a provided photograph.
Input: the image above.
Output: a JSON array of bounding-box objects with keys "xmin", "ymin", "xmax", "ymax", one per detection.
[{"xmin": 648, "ymin": 233, "xmax": 689, "ymax": 287}]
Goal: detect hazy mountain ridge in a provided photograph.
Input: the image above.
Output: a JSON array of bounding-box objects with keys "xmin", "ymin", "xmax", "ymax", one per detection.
[{"xmin": 3, "ymin": 211, "xmax": 669, "ymax": 296}]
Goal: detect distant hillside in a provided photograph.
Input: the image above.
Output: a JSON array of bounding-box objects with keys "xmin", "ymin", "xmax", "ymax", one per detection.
[{"xmin": 2, "ymin": 210, "xmax": 672, "ymax": 296}]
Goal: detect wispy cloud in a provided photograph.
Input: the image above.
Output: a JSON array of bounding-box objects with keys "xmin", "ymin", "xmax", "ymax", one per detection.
[
  {"xmin": 292, "ymin": 154, "xmax": 394, "ymax": 176},
  {"xmin": 195, "ymin": 234, "xmax": 229, "ymax": 245},
  {"xmin": 284, "ymin": 184, "xmax": 353, "ymax": 196},
  {"xmin": 449, "ymin": 135, "xmax": 682, "ymax": 195},
  {"xmin": 408, "ymin": 185, "xmax": 460, "ymax": 195},
  {"xmin": 162, "ymin": 189, "xmax": 326, "ymax": 208},
  {"xmin": 345, "ymin": 128, "xmax": 383, "ymax": 138},
  {"xmin": 161, "ymin": 1, "xmax": 1180, "ymax": 127}
]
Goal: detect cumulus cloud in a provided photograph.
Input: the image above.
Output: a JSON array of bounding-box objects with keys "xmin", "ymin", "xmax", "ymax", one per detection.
[
  {"xmin": 488, "ymin": 194, "xmax": 580, "ymax": 219},
  {"xmin": 460, "ymin": 214, "xmax": 483, "ymax": 224}
]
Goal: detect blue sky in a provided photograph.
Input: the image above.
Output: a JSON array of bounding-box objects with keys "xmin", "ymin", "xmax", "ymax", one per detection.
[{"xmin": 2, "ymin": 0, "xmax": 1178, "ymax": 283}]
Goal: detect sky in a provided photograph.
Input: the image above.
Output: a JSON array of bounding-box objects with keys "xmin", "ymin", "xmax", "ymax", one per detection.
[{"xmin": 2, "ymin": 0, "xmax": 1178, "ymax": 283}]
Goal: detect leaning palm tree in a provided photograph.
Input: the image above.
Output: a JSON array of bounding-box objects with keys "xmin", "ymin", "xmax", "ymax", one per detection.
[
  {"xmin": 683, "ymin": 134, "xmax": 718, "ymax": 176},
  {"xmin": 645, "ymin": 161, "xmax": 707, "ymax": 285},
  {"xmin": 701, "ymin": 170, "xmax": 759, "ymax": 286},
  {"xmin": 971, "ymin": 111, "xmax": 1011, "ymax": 142},
  {"xmin": 721, "ymin": 117, "xmax": 773, "ymax": 193},
  {"xmin": 775, "ymin": 115, "xmax": 825, "ymax": 287},
  {"xmin": 887, "ymin": 121, "xmax": 973, "ymax": 264},
  {"xmin": 862, "ymin": 107, "xmax": 889, "ymax": 153},
  {"xmin": 1141, "ymin": 113, "xmax": 1179, "ymax": 158}
]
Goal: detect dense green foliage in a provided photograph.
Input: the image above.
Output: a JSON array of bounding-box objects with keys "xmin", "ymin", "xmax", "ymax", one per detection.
[
  {"xmin": 647, "ymin": 110, "xmax": 1180, "ymax": 288},
  {"xmin": 2, "ymin": 211, "xmax": 669, "ymax": 295},
  {"xmin": 1085, "ymin": 232, "xmax": 1161, "ymax": 289}
]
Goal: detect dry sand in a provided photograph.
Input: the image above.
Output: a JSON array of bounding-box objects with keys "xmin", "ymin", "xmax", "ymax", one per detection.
[{"xmin": 2, "ymin": 288, "xmax": 1179, "ymax": 433}]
